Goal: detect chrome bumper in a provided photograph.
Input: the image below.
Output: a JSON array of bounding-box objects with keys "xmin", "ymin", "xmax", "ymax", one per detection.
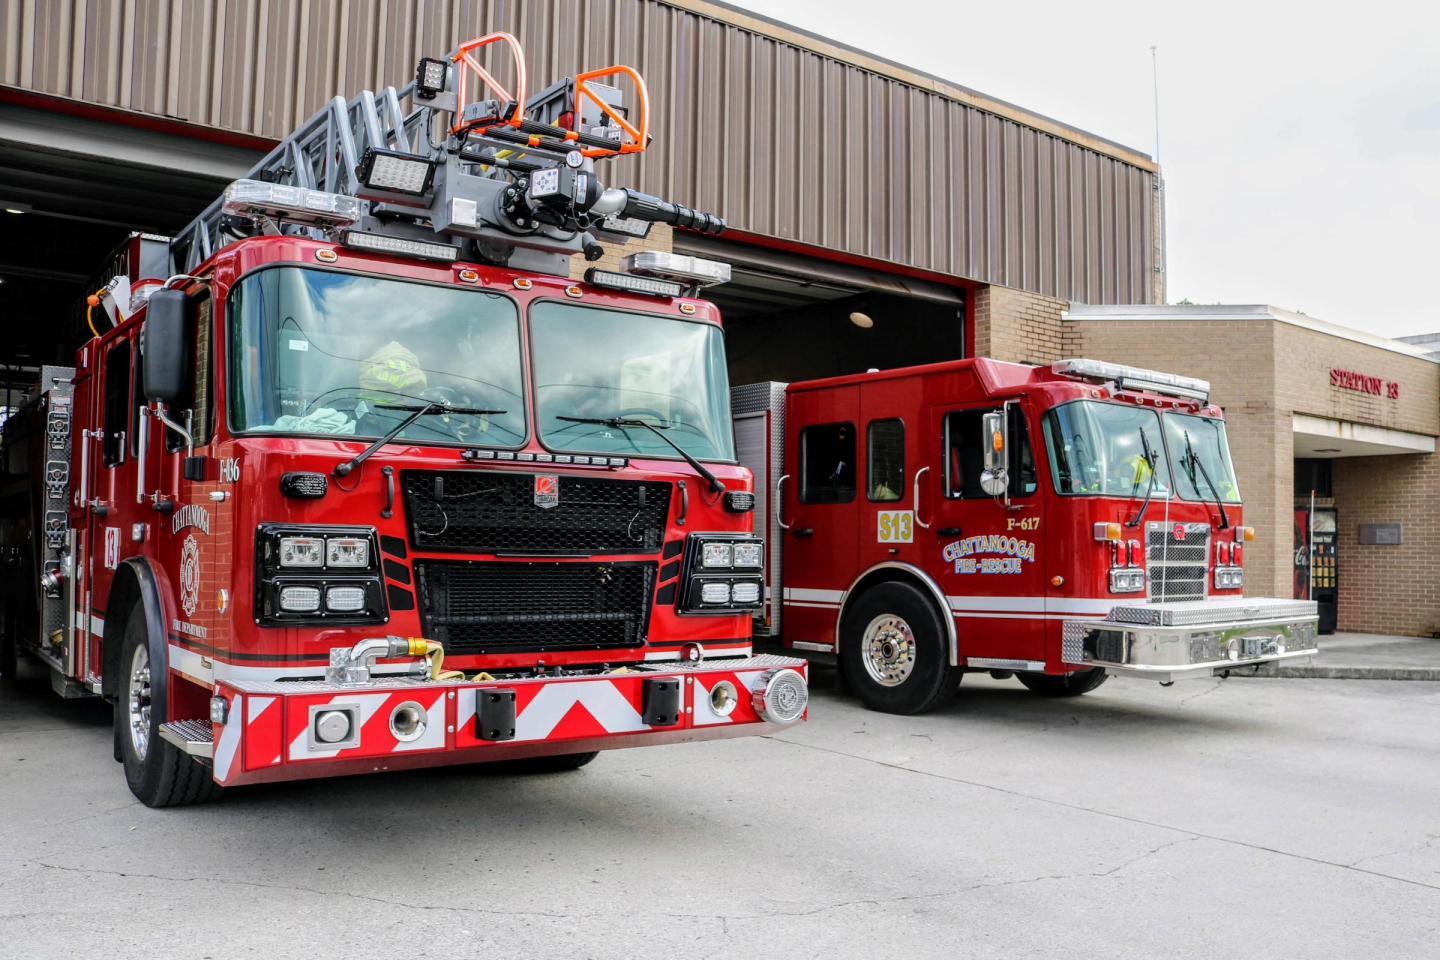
[{"xmin": 1064, "ymin": 598, "xmax": 1319, "ymax": 682}]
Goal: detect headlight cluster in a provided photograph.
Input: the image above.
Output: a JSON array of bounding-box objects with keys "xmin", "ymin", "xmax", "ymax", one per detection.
[
  {"xmin": 1108, "ymin": 567, "xmax": 1145, "ymax": 593},
  {"xmin": 680, "ymin": 533, "xmax": 764, "ymax": 614},
  {"xmin": 1214, "ymin": 567, "xmax": 1244, "ymax": 589},
  {"xmin": 256, "ymin": 524, "xmax": 387, "ymax": 625}
]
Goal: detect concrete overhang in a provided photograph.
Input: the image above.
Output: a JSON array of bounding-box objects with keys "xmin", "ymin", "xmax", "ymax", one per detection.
[
  {"xmin": 1064, "ymin": 304, "xmax": 1440, "ymax": 364},
  {"xmin": 1292, "ymin": 414, "xmax": 1436, "ymax": 458},
  {"xmin": 0, "ymin": 100, "xmax": 262, "ymax": 179}
]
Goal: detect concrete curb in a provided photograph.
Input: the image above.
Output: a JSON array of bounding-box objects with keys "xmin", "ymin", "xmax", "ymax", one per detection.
[{"xmin": 1246, "ymin": 663, "xmax": 1440, "ymax": 681}]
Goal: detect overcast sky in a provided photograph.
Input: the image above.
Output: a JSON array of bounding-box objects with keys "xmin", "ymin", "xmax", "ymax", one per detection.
[{"xmin": 739, "ymin": 0, "xmax": 1439, "ymax": 339}]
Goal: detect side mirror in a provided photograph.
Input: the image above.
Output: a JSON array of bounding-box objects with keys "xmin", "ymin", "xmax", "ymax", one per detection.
[
  {"xmin": 140, "ymin": 288, "xmax": 189, "ymax": 405},
  {"xmin": 980, "ymin": 410, "xmax": 1008, "ymax": 496}
]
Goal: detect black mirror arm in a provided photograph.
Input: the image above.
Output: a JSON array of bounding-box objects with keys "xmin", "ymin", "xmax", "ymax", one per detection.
[{"xmin": 153, "ymin": 401, "xmax": 193, "ymax": 457}]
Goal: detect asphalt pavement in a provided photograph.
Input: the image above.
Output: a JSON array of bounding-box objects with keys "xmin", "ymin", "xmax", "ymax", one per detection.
[{"xmin": 2, "ymin": 655, "xmax": 1438, "ymax": 959}]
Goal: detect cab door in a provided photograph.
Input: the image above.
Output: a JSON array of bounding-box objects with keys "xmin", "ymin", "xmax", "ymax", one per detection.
[
  {"xmin": 780, "ymin": 385, "xmax": 860, "ymax": 648},
  {"xmin": 854, "ymin": 375, "xmax": 924, "ymax": 582},
  {"xmin": 926, "ymin": 398, "xmax": 1046, "ymax": 663},
  {"xmin": 86, "ymin": 334, "xmax": 137, "ymax": 674}
]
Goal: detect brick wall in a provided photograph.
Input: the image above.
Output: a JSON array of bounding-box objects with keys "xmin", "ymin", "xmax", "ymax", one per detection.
[
  {"xmin": 569, "ymin": 223, "xmax": 674, "ymax": 281},
  {"xmin": 972, "ymin": 285, "xmax": 1070, "ymax": 365},
  {"xmin": 1330, "ymin": 454, "xmax": 1440, "ymax": 636}
]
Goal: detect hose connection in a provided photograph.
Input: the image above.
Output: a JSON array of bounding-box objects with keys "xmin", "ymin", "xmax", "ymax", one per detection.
[
  {"xmin": 325, "ymin": 636, "xmax": 474, "ymax": 685},
  {"xmin": 326, "ymin": 636, "xmax": 429, "ymax": 685}
]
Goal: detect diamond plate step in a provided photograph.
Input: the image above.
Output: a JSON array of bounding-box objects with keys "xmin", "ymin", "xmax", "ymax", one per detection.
[{"xmin": 159, "ymin": 719, "xmax": 214, "ymax": 758}]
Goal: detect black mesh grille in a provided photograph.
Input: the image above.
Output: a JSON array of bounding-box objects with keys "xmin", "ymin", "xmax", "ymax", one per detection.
[
  {"xmin": 402, "ymin": 470, "xmax": 671, "ymax": 555},
  {"xmin": 414, "ymin": 559, "xmax": 655, "ymax": 655}
]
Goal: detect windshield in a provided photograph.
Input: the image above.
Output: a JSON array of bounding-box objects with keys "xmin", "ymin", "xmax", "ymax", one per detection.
[
  {"xmin": 1165, "ymin": 412, "xmax": 1241, "ymax": 503},
  {"xmin": 227, "ymin": 267, "xmax": 526, "ymax": 446},
  {"xmin": 531, "ymin": 302, "xmax": 735, "ymax": 460},
  {"xmin": 1041, "ymin": 400, "xmax": 1173, "ymax": 498}
]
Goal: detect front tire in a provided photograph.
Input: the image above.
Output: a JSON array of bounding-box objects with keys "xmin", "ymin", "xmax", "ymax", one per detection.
[
  {"xmin": 1016, "ymin": 667, "xmax": 1109, "ymax": 697},
  {"xmin": 116, "ymin": 606, "xmax": 222, "ymax": 807},
  {"xmin": 840, "ymin": 582, "xmax": 957, "ymax": 715}
]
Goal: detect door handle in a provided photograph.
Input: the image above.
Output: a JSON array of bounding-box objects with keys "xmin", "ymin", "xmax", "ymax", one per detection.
[
  {"xmin": 913, "ymin": 465, "xmax": 931, "ymax": 529},
  {"xmin": 774, "ymin": 473, "xmax": 792, "ymax": 530},
  {"xmin": 937, "ymin": 527, "xmax": 962, "ymax": 536},
  {"xmin": 135, "ymin": 407, "xmax": 149, "ymax": 504},
  {"xmin": 792, "ymin": 528, "xmax": 814, "ymax": 537}
]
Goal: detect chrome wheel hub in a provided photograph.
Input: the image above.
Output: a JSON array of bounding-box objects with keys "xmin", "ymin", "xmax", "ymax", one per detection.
[
  {"xmin": 127, "ymin": 643, "xmax": 152, "ymax": 761},
  {"xmin": 861, "ymin": 614, "xmax": 917, "ymax": 687}
]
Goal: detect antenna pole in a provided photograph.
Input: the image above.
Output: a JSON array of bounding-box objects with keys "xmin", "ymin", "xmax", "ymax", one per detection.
[{"xmin": 1150, "ymin": 45, "xmax": 1161, "ymax": 165}]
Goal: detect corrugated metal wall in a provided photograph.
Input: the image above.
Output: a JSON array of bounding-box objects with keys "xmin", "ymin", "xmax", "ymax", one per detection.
[{"xmin": 0, "ymin": 0, "xmax": 1156, "ymax": 303}]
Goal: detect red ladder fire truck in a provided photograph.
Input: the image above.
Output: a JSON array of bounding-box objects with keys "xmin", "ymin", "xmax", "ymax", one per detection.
[
  {"xmin": 733, "ymin": 358, "xmax": 1318, "ymax": 715},
  {"xmin": 0, "ymin": 34, "xmax": 808, "ymax": 806}
]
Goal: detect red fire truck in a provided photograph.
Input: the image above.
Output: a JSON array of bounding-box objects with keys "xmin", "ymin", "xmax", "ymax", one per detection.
[
  {"xmin": 0, "ymin": 35, "xmax": 808, "ymax": 806},
  {"xmin": 734, "ymin": 358, "xmax": 1318, "ymax": 715}
]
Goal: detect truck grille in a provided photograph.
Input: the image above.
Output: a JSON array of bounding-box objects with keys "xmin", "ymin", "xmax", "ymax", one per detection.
[
  {"xmin": 414, "ymin": 559, "xmax": 655, "ymax": 655},
  {"xmin": 402, "ymin": 470, "xmax": 671, "ymax": 555},
  {"xmin": 1146, "ymin": 522, "xmax": 1210, "ymax": 602}
]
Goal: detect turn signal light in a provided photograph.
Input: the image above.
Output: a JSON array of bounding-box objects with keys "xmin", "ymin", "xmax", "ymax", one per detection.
[
  {"xmin": 1235, "ymin": 526, "xmax": 1256, "ymax": 542},
  {"xmin": 1094, "ymin": 522, "xmax": 1122, "ymax": 542}
]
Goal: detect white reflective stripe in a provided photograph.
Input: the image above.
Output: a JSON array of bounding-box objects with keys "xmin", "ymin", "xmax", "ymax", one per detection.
[
  {"xmin": 211, "ymin": 660, "xmax": 417, "ymax": 683},
  {"xmin": 953, "ymin": 611, "xmax": 1108, "ymax": 621},
  {"xmin": 456, "ymin": 689, "xmax": 478, "ymax": 733},
  {"xmin": 1046, "ymin": 598, "xmax": 1118, "ymax": 615},
  {"xmin": 247, "ymin": 696, "xmax": 276, "ymax": 724},
  {"xmin": 644, "ymin": 646, "xmax": 752, "ymax": 663},
  {"xmin": 288, "ymin": 693, "xmax": 391, "ymax": 760},
  {"xmin": 784, "ymin": 587, "xmax": 845, "ymax": 603},
  {"xmin": 391, "ymin": 692, "xmax": 448, "ymax": 753},
  {"xmin": 167, "ymin": 643, "xmax": 213, "ymax": 685},
  {"xmin": 90, "ymin": 615, "xmax": 105, "ymax": 637},
  {"xmin": 947, "ymin": 596, "xmax": 1115, "ymax": 616},
  {"xmin": 787, "ymin": 601, "xmax": 840, "ymax": 609},
  {"xmin": 213, "ymin": 695, "xmax": 243, "ymax": 783},
  {"xmin": 515, "ymin": 680, "xmax": 649, "ymax": 741}
]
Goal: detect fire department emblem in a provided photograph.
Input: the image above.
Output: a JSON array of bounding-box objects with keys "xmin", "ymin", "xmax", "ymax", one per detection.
[
  {"xmin": 179, "ymin": 534, "xmax": 202, "ymax": 617},
  {"xmin": 1173, "ymin": 523, "xmax": 1187, "ymax": 541},
  {"xmin": 534, "ymin": 474, "xmax": 559, "ymax": 509}
]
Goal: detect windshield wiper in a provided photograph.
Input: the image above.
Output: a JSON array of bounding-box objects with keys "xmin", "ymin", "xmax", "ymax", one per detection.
[
  {"xmin": 334, "ymin": 402, "xmax": 507, "ymax": 477},
  {"xmin": 1182, "ymin": 431, "xmax": 1230, "ymax": 529},
  {"xmin": 556, "ymin": 415, "xmax": 725, "ymax": 494},
  {"xmin": 1125, "ymin": 430, "xmax": 1159, "ymax": 528}
]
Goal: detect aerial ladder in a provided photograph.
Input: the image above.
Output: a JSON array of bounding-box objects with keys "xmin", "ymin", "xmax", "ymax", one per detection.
[{"xmin": 169, "ymin": 33, "xmax": 725, "ymax": 278}]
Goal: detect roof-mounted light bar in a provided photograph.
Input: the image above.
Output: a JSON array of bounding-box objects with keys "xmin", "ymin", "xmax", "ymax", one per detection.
[
  {"xmin": 621, "ymin": 251, "xmax": 731, "ymax": 288},
  {"xmin": 221, "ymin": 179, "xmax": 363, "ymax": 227},
  {"xmin": 1052, "ymin": 358, "xmax": 1211, "ymax": 402},
  {"xmin": 341, "ymin": 230, "xmax": 459, "ymax": 262},
  {"xmin": 585, "ymin": 268, "xmax": 685, "ymax": 298}
]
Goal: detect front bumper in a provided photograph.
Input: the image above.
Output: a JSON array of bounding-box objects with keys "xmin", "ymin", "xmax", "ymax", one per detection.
[
  {"xmin": 1065, "ymin": 598, "xmax": 1319, "ymax": 682},
  {"xmin": 208, "ymin": 654, "xmax": 808, "ymax": 786}
]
